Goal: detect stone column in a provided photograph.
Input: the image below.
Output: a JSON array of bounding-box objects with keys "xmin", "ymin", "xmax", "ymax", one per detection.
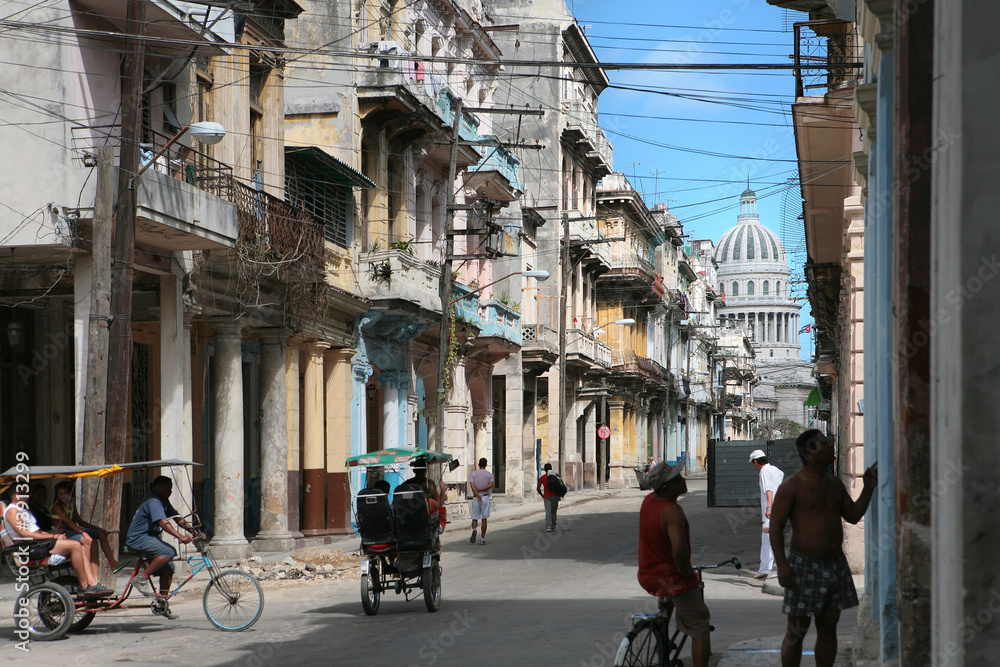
[
  {"xmin": 285, "ymin": 338, "xmax": 303, "ymax": 537},
  {"xmin": 208, "ymin": 320, "xmax": 250, "ymax": 559},
  {"xmin": 472, "ymin": 413, "xmax": 491, "ymax": 464},
  {"xmin": 160, "ymin": 272, "xmax": 191, "ymax": 514},
  {"xmin": 301, "ymin": 341, "xmax": 329, "ymax": 537},
  {"xmin": 253, "ymin": 331, "xmax": 295, "ymax": 551},
  {"xmin": 608, "ymin": 400, "xmax": 627, "ymax": 487},
  {"xmin": 324, "ymin": 348, "xmax": 354, "ymax": 534},
  {"xmin": 379, "ymin": 370, "xmax": 410, "ymax": 450},
  {"xmin": 423, "ymin": 410, "xmax": 438, "ymax": 454},
  {"xmin": 73, "ymin": 254, "xmax": 92, "ymax": 460},
  {"xmin": 349, "ymin": 353, "xmax": 372, "ymax": 503}
]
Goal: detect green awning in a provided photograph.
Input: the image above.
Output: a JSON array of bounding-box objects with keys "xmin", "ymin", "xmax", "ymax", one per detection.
[
  {"xmin": 805, "ymin": 386, "xmax": 822, "ymax": 407},
  {"xmin": 285, "ymin": 146, "xmax": 375, "ymax": 188}
]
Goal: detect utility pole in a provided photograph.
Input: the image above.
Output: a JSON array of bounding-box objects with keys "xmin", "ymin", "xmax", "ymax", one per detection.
[
  {"xmin": 80, "ymin": 145, "xmax": 114, "ymax": 571},
  {"xmin": 104, "ymin": 0, "xmax": 146, "ymax": 553},
  {"xmin": 557, "ymin": 212, "xmax": 569, "ymax": 481},
  {"xmin": 437, "ymin": 98, "xmax": 463, "ymax": 465}
]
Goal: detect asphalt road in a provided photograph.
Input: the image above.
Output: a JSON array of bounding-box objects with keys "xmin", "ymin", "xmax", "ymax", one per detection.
[{"xmin": 1, "ymin": 479, "xmax": 854, "ymax": 666}]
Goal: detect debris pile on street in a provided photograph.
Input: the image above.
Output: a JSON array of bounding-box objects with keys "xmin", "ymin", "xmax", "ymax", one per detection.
[{"xmin": 235, "ymin": 548, "xmax": 363, "ymax": 585}]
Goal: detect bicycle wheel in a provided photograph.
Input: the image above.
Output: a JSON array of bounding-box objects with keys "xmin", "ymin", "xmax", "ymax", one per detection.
[
  {"xmin": 54, "ymin": 576, "xmax": 97, "ymax": 633},
  {"xmin": 14, "ymin": 582, "xmax": 74, "ymax": 641},
  {"xmin": 422, "ymin": 560, "xmax": 441, "ymax": 613},
  {"xmin": 360, "ymin": 558, "xmax": 381, "ymax": 616},
  {"xmin": 614, "ymin": 620, "xmax": 664, "ymax": 667},
  {"xmin": 203, "ymin": 571, "xmax": 264, "ymax": 631}
]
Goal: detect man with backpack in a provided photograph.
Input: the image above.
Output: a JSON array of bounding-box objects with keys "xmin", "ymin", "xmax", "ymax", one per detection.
[{"xmin": 536, "ymin": 463, "xmax": 566, "ymax": 532}]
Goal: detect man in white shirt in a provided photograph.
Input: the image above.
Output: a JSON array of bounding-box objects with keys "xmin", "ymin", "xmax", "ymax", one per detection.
[
  {"xmin": 750, "ymin": 449, "xmax": 785, "ymax": 579},
  {"xmin": 468, "ymin": 458, "xmax": 494, "ymax": 545}
]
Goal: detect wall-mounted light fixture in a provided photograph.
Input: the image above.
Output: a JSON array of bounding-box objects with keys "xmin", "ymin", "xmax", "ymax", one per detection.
[
  {"xmin": 6, "ymin": 321, "xmax": 22, "ymax": 348},
  {"xmin": 366, "ymin": 383, "xmax": 377, "ymax": 401}
]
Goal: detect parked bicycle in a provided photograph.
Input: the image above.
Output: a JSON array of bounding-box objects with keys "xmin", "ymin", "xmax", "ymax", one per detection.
[{"xmin": 614, "ymin": 557, "xmax": 741, "ymax": 667}]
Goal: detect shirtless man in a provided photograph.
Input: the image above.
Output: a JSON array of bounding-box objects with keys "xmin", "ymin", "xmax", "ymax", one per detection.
[{"xmin": 769, "ymin": 429, "xmax": 877, "ymax": 667}]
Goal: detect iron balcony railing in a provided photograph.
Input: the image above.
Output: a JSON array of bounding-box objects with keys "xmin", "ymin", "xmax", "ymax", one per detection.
[
  {"xmin": 233, "ymin": 181, "xmax": 323, "ymax": 271},
  {"xmin": 793, "ymin": 20, "xmax": 862, "ymax": 98}
]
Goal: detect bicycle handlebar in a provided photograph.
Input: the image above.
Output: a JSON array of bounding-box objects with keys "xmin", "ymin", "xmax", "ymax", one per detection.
[{"xmin": 692, "ymin": 557, "xmax": 742, "ymax": 572}]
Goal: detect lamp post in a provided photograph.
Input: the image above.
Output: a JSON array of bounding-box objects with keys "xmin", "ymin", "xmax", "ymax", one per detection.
[
  {"xmin": 446, "ymin": 269, "xmax": 550, "ymax": 306},
  {"xmin": 559, "ymin": 317, "xmax": 634, "ymax": 485}
]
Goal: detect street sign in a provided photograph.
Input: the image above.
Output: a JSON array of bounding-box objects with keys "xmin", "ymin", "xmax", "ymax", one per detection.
[{"xmin": 598, "ymin": 424, "xmax": 611, "ymax": 440}]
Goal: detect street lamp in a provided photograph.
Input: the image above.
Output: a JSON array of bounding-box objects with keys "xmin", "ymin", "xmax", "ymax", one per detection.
[
  {"xmin": 132, "ymin": 122, "xmax": 227, "ymax": 182},
  {"xmin": 447, "ymin": 269, "xmax": 549, "ymax": 306},
  {"xmin": 566, "ymin": 318, "xmax": 635, "ymax": 345}
]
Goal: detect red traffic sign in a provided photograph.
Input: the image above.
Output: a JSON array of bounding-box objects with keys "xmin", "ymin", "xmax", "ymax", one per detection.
[{"xmin": 598, "ymin": 425, "xmax": 611, "ymax": 440}]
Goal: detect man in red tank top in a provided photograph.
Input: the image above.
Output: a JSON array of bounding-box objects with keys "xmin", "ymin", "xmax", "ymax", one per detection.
[{"xmin": 637, "ymin": 462, "xmax": 712, "ymax": 667}]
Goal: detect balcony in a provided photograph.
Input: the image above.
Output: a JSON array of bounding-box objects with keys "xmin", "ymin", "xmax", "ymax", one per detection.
[
  {"xmin": 464, "ymin": 142, "xmax": 522, "ymax": 202},
  {"xmin": 233, "ymin": 181, "xmax": 323, "ymax": 271},
  {"xmin": 356, "ymin": 249, "xmax": 443, "ymax": 314},
  {"xmin": 611, "ymin": 351, "xmax": 668, "ymax": 386},
  {"xmin": 479, "ymin": 300, "xmax": 521, "ymax": 345},
  {"xmin": 521, "ymin": 323, "xmax": 559, "ymax": 374},
  {"xmin": 560, "ymin": 98, "xmax": 613, "ymax": 177},
  {"xmin": 566, "ymin": 328, "xmax": 612, "ymax": 369},
  {"xmin": 73, "ymin": 0, "xmax": 232, "ymax": 56},
  {"xmin": 792, "ymin": 20, "xmax": 862, "ymax": 99},
  {"xmin": 79, "ymin": 129, "xmax": 238, "ymax": 253},
  {"xmin": 598, "ymin": 238, "xmax": 663, "ymax": 302},
  {"xmin": 567, "ymin": 215, "xmax": 613, "ymax": 267}
]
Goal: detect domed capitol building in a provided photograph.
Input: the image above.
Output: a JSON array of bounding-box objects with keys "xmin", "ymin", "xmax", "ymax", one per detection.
[{"xmin": 715, "ymin": 187, "xmax": 815, "ymax": 432}]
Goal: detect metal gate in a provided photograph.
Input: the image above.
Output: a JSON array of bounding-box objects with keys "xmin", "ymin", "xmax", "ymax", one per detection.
[{"xmin": 707, "ymin": 438, "xmax": 801, "ymax": 507}]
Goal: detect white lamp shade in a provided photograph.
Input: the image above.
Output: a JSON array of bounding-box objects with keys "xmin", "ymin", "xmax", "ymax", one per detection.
[
  {"xmin": 522, "ymin": 270, "xmax": 550, "ymax": 281},
  {"xmin": 189, "ymin": 122, "xmax": 226, "ymax": 145},
  {"xmin": 615, "ymin": 318, "xmax": 636, "ymax": 326}
]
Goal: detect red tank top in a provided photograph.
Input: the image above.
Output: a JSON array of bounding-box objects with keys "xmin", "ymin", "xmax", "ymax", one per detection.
[{"xmin": 637, "ymin": 494, "xmax": 699, "ymax": 597}]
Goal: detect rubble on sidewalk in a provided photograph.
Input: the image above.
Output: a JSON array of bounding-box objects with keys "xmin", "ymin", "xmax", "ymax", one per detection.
[{"xmin": 234, "ymin": 548, "xmax": 363, "ymax": 585}]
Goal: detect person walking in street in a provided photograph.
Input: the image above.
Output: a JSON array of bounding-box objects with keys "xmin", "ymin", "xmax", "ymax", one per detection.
[
  {"xmin": 468, "ymin": 458, "xmax": 493, "ymax": 545},
  {"xmin": 536, "ymin": 463, "xmax": 560, "ymax": 532},
  {"xmin": 637, "ymin": 462, "xmax": 712, "ymax": 667},
  {"xmin": 749, "ymin": 449, "xmax": 784, "ymax": 580},
  {"xmin": 770, "ymin": 429, "xmax": 877, "ymax": 667}
]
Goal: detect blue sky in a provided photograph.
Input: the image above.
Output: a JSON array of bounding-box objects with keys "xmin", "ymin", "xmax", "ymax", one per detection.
[{"xmin": 572, "ymin": 0, "xmax": 815, "ymax": 359}]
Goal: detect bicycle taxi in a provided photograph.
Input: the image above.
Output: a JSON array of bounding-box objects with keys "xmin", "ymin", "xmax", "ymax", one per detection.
[
  {"xmin": 346, "ymin": 447, "xmax": 458, "ymax": 616},
  {"xmin": 0, "ymin": 459, "xmax": 264, "ymax": 641}
]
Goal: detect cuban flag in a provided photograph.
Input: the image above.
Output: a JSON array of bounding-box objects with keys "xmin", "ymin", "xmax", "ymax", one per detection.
[{"xmin": 798, "ymin": 323, "xmax": 812, "ymax": 334}]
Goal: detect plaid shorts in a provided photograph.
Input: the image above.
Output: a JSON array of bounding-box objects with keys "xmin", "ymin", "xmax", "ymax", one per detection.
[{"xmin": 782, "ymin": 551, "xmax": 859, "ymax": 617}]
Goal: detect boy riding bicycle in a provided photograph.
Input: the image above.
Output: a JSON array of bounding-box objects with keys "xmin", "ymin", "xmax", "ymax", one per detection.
[{"xmin": 637, "ymin": 462, "xmax": 712, "ymax": 667}]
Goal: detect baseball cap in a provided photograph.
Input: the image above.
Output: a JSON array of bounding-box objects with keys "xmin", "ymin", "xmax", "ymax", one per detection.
[
  {"xmin": 645, "ymin": 461, "xmax": 681, "ymax": 490},
  {"xmin": 748, "ymin": 449, "xmax": 766, "ymax": 462}
]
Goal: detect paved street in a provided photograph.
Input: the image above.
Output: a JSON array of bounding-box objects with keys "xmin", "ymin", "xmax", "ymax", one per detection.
[{"xmin": 1, "ymin": 479, "xmax": 855, "ymax": 666}]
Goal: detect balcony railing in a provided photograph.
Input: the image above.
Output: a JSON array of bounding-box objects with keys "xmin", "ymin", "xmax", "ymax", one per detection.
[
  {"xmin": 480, "ymin": 300, "xmax": 522, "ymax": 345},
  {"xmin": 566, "ymin": 328, "xmax": 612, "ymax": 368},
  {"xmin": 560, "ymin": 98, "xmax": 614, "ymax": 171},
  {"xmin": 357, "ymin": 249, "xmax": 443, "ymax": 313},
  {"xmin": 522, "ymin": 323, "xmax": 558, "ymax": 347},
  {"xmin": 793, "ymin": 20, "xmax": 862, "ymax": 98},
  {"xmin": 142, "ymin": 126, "xmax": 234, "ymax": 200},
  {"xmin": 233, "ymin": 181, "xmax": 323, "ymax": 271},
  {"xmin": 567, "ymin": 215, "xmax": 613, "ymax": 267}
]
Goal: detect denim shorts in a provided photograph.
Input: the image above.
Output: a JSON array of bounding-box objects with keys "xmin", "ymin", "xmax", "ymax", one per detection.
[
  {"xmin": 126, "ymin": 534, "xmax": 176, "ymax": 574},
  {"xmin": 64, "ymin": 527, "xmax": 101, "ymax": 543}
]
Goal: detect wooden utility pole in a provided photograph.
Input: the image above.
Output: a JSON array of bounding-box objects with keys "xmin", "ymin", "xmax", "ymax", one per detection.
[
  {"xmin": 104, "ymin": 0, "xmax": 146, "ymax": 555},
  {"xmin": 81, "ymin": 145, "xmax": 114, "ymax": 580},
  {"xmin": 436, "ymin": 98, "xmax": 463, "ymax": 457}
]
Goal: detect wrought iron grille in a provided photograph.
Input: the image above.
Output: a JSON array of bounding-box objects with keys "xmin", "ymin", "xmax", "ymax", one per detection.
[{"xmin": 793, "ymin": 20, "xmax": 862, "ymax": 98}]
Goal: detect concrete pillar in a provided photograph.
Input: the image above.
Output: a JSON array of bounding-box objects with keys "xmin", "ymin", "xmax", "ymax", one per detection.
[
  {"xmin": 285, "ymin": 338, "xmax": 303, "ymax": 537},
  {"xmin": 160, "ymin": 271, "xmax": 191, "ymax": 513},
  {"xmin": 208, "ymin": 320, "xmax": 250, "ymax": 559},
  {"xmin": 301, "ymin": 341, "xmax": 329, "ymax": 537},
  {"xmin": 324, "ymin": 348, "xmax": 354, "ymax": 534},
  {"xmin": 608, "ymin": 399, "xmax": 627, "ymax": 487},
  {"xmin": 349, "ymin": 353, "xmax": 373, "ymax": 515},
  {"xmin": 378, "ymin": 370, "xmax": 409, "ymax": 450},
  {"xmin": 253, "ymin": 331, "xmax": 295, "ymax": 551},
  {"xmin": 472, "ymin": 413, "xmax": 490, "ymax": 464},
  {"xmin": 423, "ymin": 410, "xmax": 437, "ymax": 455},
  {"xmin": 73, "ymin": 254, "xmax": 92, "ymax": 461}
]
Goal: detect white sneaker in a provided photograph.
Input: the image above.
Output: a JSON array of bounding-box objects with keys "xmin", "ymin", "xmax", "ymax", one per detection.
[
  {"xmin": 132, "ymin": 575, "xmax": 154, "ymax": 598},
  {"xmin": 753, "ymin": 572, "xmax": 768, "ymax": 580},
  {"xmin": 480, "ymin": 538, "xmax": 486, "ymax": 545}
]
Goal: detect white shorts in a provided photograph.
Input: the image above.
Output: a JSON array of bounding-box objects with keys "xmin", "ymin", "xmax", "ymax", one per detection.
[{"xmin": 469, "ymin": 496, "xmax": 491, "ymax": 520}]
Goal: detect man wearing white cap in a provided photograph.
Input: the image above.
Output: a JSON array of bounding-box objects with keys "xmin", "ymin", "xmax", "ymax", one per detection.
[{"xmin": 750, "ymin": 449, "xmax": 784, "ymax": 579}]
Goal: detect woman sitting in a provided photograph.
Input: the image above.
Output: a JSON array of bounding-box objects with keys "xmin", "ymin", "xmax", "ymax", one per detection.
[
  {"xmin": 50, "ymin": 480, "xmax": 121, "ymax": 572},
  {"xmin": 1, "ymin": 490, "xmax": 113, "ymax": 598}
]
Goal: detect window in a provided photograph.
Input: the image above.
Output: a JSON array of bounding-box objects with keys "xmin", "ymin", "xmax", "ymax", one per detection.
[
  {"xmin": 732, "ymin": 281, "xmax": 739, "ymax": 296},
  {"xmin": 747, "ymin": 281, "xmax": 755, "ymax": 296},
  {"xmin": 284, "ymin": 160, "xmax": 352, "ymax": 249},
  {"xmin": 763, "ymin": 280, "xmax": 769, "ymax": 296}
]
